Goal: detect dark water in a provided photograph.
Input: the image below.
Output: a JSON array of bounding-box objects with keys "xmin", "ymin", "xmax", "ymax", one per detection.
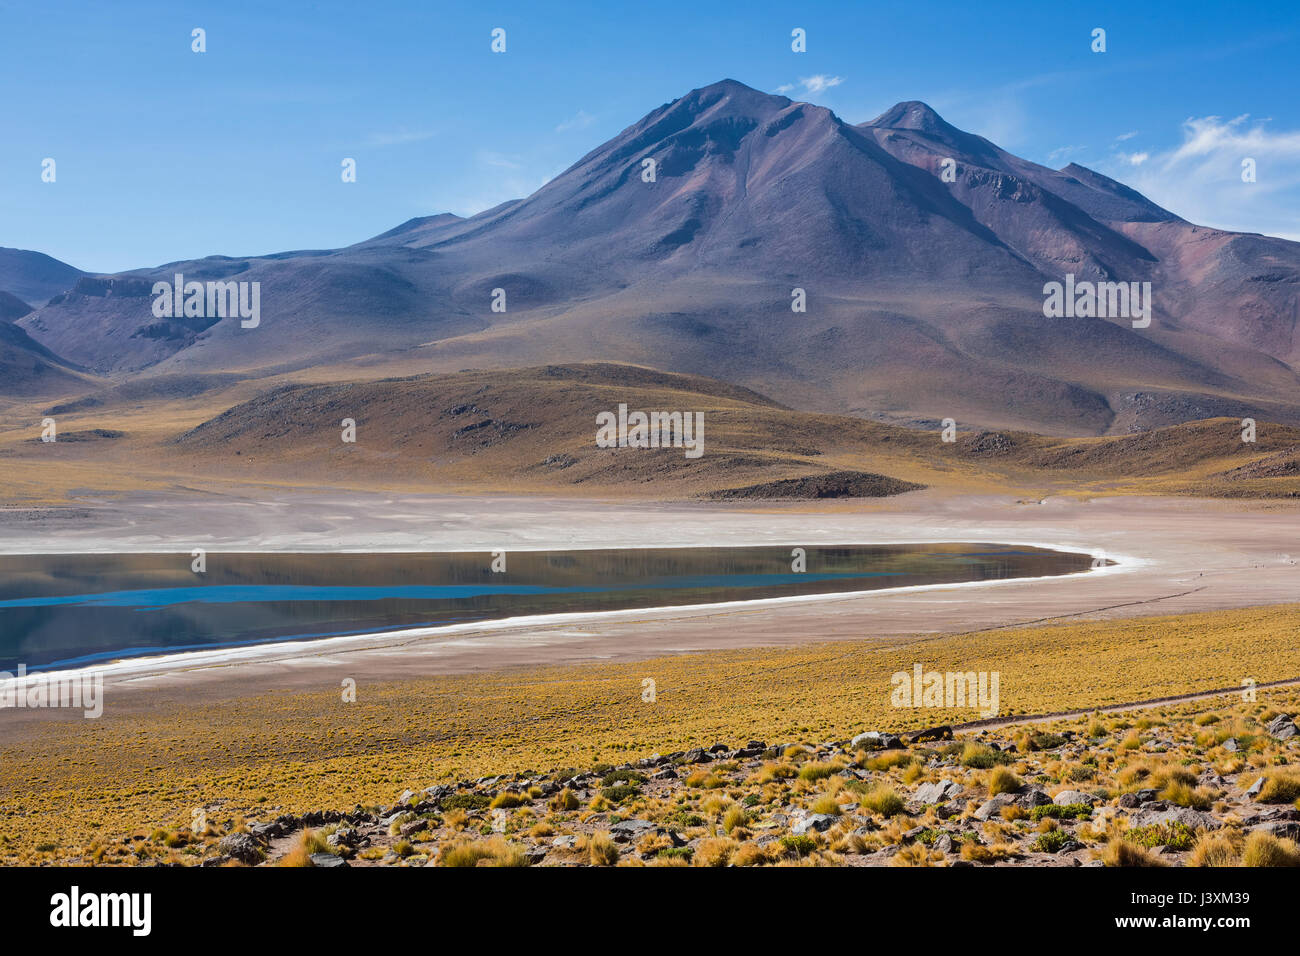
[{"xmin": 0, "ymin": 545, "xmax": 1095, "ymax": 671}]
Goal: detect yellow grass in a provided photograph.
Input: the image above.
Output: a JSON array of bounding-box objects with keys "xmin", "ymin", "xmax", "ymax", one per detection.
[{"xmin": 1, "ymin": 603, "xmax": 1298, "ymax": 863}]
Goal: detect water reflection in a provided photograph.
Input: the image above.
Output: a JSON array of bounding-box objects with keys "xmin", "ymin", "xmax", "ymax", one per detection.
[{"xmin": 0, "ymin": 544, "xmax": 1095, "ymax": 670}]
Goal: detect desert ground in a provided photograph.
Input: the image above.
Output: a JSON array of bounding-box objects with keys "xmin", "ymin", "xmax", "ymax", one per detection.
[{"xmin": 0, "ymin": 486, "xmax": 1297, "ymax": 864}]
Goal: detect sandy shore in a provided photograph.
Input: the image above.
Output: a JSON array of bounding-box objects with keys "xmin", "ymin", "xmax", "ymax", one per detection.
[{"xmin": 0, "ymin": 488, "xmax": 1297, "ymax": 707}]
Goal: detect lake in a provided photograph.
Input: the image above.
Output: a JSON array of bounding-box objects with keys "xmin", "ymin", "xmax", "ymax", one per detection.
[{"xmin": 0, "ymin": 544, "xmax": 1097, "ymax": 671}]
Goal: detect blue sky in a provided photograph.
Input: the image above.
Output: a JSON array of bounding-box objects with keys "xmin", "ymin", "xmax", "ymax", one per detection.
[{"xmin": 2, "ymin": 0, "xmax": 1298, "ymax": 274}]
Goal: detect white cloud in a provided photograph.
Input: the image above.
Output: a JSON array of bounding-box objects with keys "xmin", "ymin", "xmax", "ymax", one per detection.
[
  {"xmin": 775, "ymin": 75, "xmax": 844, "ymax": 98},
  {"xmin": 556, "ymin": 110, "xmax": 596, "ymax": 133},
  {"xmin": 1115, "ymin": 130, "xmax": 1139, "ymax": 142},
  {"xmin": 1101, "ymin": 114, "xmax": 1300, "ymax": 240},
  {"xmin": 800, "ymin": 74, "xmax": 844, "ymax": 94}
]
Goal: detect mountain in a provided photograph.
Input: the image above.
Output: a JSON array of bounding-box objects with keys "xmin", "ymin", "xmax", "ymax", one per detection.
[
  {"xmin": 0, "ymin": 248, "xmax": 84, "ymax": 308},
  {"xmin": 0, "ymin": 291, "xmax": 33, "ymax": 323},
  {"xmin": 13, "ymin": 79, "xmax": 1300, "ymax": 435},
  {"xmin": 0, "ymin": 320, "xmax": 89, "ymax": 397}
]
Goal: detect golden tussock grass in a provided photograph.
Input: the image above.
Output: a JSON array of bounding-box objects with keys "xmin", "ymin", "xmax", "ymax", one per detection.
[{"xmin": 3, "ymin": 603, "xmax": 1300, "ymax": 863}]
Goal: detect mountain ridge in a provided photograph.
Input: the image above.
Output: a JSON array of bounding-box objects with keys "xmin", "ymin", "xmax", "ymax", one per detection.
[{"xmin": 8, "ymin": 79, "xmax": 1300, "ymax": 435}]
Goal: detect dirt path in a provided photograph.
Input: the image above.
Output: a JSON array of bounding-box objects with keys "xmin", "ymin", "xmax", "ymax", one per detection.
[{"xmin": 952, "ymin": 676, "xmax": 1300, "ymax": 734}]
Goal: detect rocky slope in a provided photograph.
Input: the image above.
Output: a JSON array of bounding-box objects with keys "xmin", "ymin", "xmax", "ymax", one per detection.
[{"xmin": 128, "ymin": 689, "xmax": 1300, "ymax": 868}]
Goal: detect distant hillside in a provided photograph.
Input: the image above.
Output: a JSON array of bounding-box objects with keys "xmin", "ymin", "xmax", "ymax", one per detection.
[
  {"xmin": 164, "ymin": 364, "xmax": 1300, "ymax": 498},
  {"xmin": 0, "ymin": 291, "xmax": 33, "ymax": 322},
  {"xmin": 0, "ymin": 321, "xmax": 90, "ymax": 398},
  {"xmin": 0, "ymin": 248, "xmax": 83, "ymax": 308}
]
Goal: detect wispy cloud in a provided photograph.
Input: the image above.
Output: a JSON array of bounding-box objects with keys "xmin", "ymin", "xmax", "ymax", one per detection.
[
  {"xmin": 1115, "ymin": 130, "xmax": 1139, "ymax": 142},
  {"xmin": 775, "ymin": 75, "xmax": 845, "ymax": 98},
  {"xmin": 1048, "ymin": 145, "xmax": 1087, "ymax": 162},
  {"xmin": 1102, "ymin": 114, "xmax": 1300, "ymax": 240},
  {"xmin": 556, "ymin": 110, "xmax": 596, "ymax": 133},
  {"xmin": 362, "ymin": 128, "xmax": 436, "ymax": 148},
  {"xmin": 480, "ymin": 151, "xmax": 524, "ymax": 170}
]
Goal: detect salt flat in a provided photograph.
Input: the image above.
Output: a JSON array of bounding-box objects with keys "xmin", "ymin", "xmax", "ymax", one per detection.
[{"xmin": 0, "ymin": 489, "xmax": 1295, "ymax": 704}]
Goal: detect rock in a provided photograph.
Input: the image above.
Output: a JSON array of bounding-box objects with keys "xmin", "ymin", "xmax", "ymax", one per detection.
[
  {"xmin": 1267, "ymin": 714, "xmax": 1298, "ymax": 740},
  {"xmin": 327, "ymin": 827, "xmax": 361, "ymax": 848},
  {"xmin": 708, "ymin": 742, "xmax": 729, "ymax": 753},
  {"xmin": 1053, "ymin": 790, "xmax": 1096, "ymax": 806},
  {"xmin": 248, "ymin": 821, "xmax": 283, "ymax": 840},
  {"xmin": 1017, "ymin": 789, "xmax": 1052, "ymax": 809},
  {"xmin": 1128, "ymin": 807, "xmax": 1222, "ymax": 831},
  {"xmin": 551, "ymin": 835, "xmax": 578, "ymax": 850},
  {"xmin": 310, "ymin": 852, "xmax": 348, "ymax": 867},
  {"xmin": 1223, "ymin": 737, "xmax": 1239, "ymax": 752},
  {"xmin": 1246, "ymin": 777, "xmax": 1266, "ymax": 798},
  {"xmin": 217, "ymin": 833, "xmax": 264, "ymax": 865},
  {"xmin": 610, "ymin": 819, "xmax": 659, "ymax": 842},
  {"xmin": 396, "ymin": 789, "xmax": 415, "ymax": 806},
  {"xmin": 792, "ymin": 814, "xmax": 837, "ymax": 835},
  {"xmin": 1252, "ymin": 821, "xmax": 1300, "ymax": 841},
  {"xmin": 906, "ymin": 726, "xmax": 953, "ymax": 744},
  {"xmin": 399, "ymin": 819, "xmax": 428, "ymax": 837},
  {"xmin": 913, "ymin": 780, "xmax": 962, "ymax": 805},
  {"xmin": 651, "ymin": 767, "xmax": 678, "ymax": 780},
  {"xmin": 935, "ymin": 834, "xmax": 954, "ymax": 854},
  {"xmin": 1117, "ymin": 793, "xmax": 1140, "ymax": 809},
  {"xmin": 851, "ymin": 731, "xmax": 903, "ymax": 750},
  {"xmin": 525, "ymin": 846, "xmax": 548, "ymax": 865},
  {"xmin": 681, "ymin": 748, "xmax": 711, "ymax": 764},
  {"xmin": 974, "ymin": 794, "xmax": 1015, "ymax": 821}
]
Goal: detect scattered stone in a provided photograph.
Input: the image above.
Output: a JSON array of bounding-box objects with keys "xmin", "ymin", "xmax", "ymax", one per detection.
[
  {"xmin": 792, "ymin": 814, "xmax": 837, "ymax": 835},
  {"xmin": 610, "ymin": 819, "xmax": 659, "ymax": 842},
  {"xmin": 1267, "ymin": 714, "xmax": 1298, "ymax": 740},
  {"xmin": 906, "ymin": 725, "xmax": 954, "ymax": 744},
  {"xmin": 913, "ymin": 780, "xmax": 962, "ymax": 805},
  {"xmin": 1128, "ymin": 807, "xmax": 1223, "ymax": 831},
  {"xmin": 1053, "ymin": 790, "xmax": 1096, "ymax": 806}
]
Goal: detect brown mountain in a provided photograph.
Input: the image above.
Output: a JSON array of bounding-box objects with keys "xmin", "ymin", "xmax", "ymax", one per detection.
[{"xmin": 13, "ymin": 79, "xmax": 1300, "ymax": 435}]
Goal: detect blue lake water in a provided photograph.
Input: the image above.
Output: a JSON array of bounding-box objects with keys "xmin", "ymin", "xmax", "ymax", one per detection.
[{"xmin": 0, "ymin": 544, "xmax": 1096, "ymax": 671}]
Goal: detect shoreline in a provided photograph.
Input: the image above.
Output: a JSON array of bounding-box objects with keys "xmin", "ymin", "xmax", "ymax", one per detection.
[
  {"xmin": 0, "ymin": 489, "xmax": 1295, "ymax": 706},
  {"xmin": 0, "ymin": 539, "xmax": 1126, "ymax": 682}
]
